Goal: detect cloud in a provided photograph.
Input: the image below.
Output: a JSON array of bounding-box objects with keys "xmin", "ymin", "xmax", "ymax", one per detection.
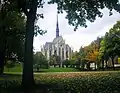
[{"xmin": 33, "ymin": 4, "xmax": 120, "ymax": 52}]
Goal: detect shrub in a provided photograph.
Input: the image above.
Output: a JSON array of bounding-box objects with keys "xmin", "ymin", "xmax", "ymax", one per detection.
[
  {"xmin": 1, "ymin": 72, "xmax": 120, "ymax": 93},
  {"xmin": 35, "ymin": 72, "xmax": 120, "ymax": 93},
  {"xmin": 5, "ymin": 60, "xmax": 15, "ymax": 72}
]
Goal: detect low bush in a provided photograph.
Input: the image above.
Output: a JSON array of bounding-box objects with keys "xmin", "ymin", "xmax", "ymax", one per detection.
[
  {"xmin": 35, "ymin": 72, "xmax": 120, "ymax": 93},
  {"xmin": 0, "ymin": 71, "xmax": 120, "ymax": 93}
]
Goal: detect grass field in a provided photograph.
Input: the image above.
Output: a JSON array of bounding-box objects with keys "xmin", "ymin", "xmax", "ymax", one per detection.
[
  {"xmin": 4, "ymin": 65, "xmax": 79, "ymax": 73},
  {"xmin": 4, "ymin": 65, "xmax": 23, "ymax": 72},
  {"xmin": 35, "ymin": 67, "xmax": 79, "ymax": 72}
]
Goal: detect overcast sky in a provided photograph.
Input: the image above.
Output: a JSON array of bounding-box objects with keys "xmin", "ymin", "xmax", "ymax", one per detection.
[{"xmin": 33, "ymin": 3, "xmax": 120, "ymax": 52}]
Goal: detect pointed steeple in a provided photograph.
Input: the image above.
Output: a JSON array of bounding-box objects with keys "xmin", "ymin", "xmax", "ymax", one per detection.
[{"xmin": 56, "ymin": 14, "xmax": 59, "ymax": 38}]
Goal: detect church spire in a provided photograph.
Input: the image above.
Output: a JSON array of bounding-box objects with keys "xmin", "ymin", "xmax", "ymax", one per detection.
[{"xmin": 56, "ymin": 14, "xmax": 59, "ymax": 38}]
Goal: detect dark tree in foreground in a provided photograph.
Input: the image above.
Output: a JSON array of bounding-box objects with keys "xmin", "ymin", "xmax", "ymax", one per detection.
[
  {"xmin": 0, "ymin": 1, "xmax": 25, "ymax": 75},
  {"xmin": 13, "ymin": 0, "xmax": 46, "ymax": 92}
]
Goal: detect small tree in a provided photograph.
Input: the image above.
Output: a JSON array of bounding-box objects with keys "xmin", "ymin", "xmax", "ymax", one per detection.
[
  {"xmin": 33, "ymin": 52, "xmax": 49, "ymax": 69},
  {"xmin": 49, "ymin": 55, "xmax": 56, "ymax": 66},
  {"xmin": 5, "ymin": 60, "xmax": 15, "ymax": 72},
  {"xmin": 63, "ymin": 59, "xmax": 70, "ymax": 68},
  {"xmin": 81, "ymin": 59, "xmax": 87, "ymax": 70}
]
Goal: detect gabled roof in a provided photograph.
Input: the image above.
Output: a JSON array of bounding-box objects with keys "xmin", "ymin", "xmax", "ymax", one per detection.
[{"xmin": 53, "ymin": 36, "xmax": 64, "ymax": 44}]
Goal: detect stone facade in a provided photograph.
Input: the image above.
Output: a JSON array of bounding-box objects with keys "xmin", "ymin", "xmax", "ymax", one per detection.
[
  {"xmin": 41, "ymin": 14, "xmax": 73, "ymax": 63},
  {"xmin": 41, "ymin": 36, "xmax": 73, "ymax": 61}
]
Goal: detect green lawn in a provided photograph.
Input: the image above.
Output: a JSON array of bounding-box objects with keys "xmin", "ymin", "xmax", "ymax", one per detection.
[
  {"xmin": 4, "ymin": 64, "xmax": 79, "ymax": 73},
  {"xmin": 4, "ymin": 64, "xmax": 23, "ymax": 72},
  {"xmin": 36, "ymin": 67, "xmax": 79, "ymax": 72}
]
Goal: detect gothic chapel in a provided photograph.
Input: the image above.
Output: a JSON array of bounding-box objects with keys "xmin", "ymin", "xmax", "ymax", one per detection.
[{"xmin": 41, "ymin": 14, "xmax": 73, "ymax": 63}]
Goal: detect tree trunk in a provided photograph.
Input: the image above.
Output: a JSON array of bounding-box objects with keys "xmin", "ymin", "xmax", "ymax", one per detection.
[
  {"xmin": 0, "ymin": 26, "xmax": 6, "ymax": 75},
  {"xmin": 73, "ymin": 64, "xmax": 75, "ymax": 68},
  {"xmin": 105, "ymin": 60, "xmax": 108, "ymax": 69},
  {"xmin": 102, "ymin": 59, "xmax": 104, "ymax": 71},
  {"xmin": 22, "ymin": 3, "xmax": 37, "ymax": 92},
  {"xmin": 81, "ymin": 62, "xmax": 85, "ymax": 70},
  {"xmin": 66, "ymin": 64, "xmax": 68, "ymax": 68},
  {"xmin": 59, "ymin": 64, "xmax": 60, "ymax": 68},
  {"xmin": 87, "ymin": 62, "xmax": 90, "ymax": 70},
  {"xmin": 0, "ymin": 33, "xmax": 7, "ymax": 75},
  {"xmin": 0, "ymin": 6, "xmax": 6, "ymax": 75},
  {"xmin": 0, "ymin": 49, "xmax": 5, "ymax": 75},
  {"xmin": 0, "ymin": 60, "xmax": 4, "ymax": 75},
  {"xmin": 111, "ymin": 57, "xmax": 115, "ymax": 70},
  {"xmin": 95, "ymin": 62, "xmax": 97, "ymax": 70},
  {"xmin": 0, "ymin": 36, "xmax": 6, "ymax": 75}
]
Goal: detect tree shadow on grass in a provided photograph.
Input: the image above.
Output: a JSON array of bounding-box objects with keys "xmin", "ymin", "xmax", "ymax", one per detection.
[
  {"xmin": 0, "ymin": 73, "xmax": 67, "ymax": 93},
  {"xmin": 0, "ymin": 83, "xmax": 66, "ymax": 93},
  {"xmin": 0, "ymin": 73, "xmax": 21, "ymax": 79}
]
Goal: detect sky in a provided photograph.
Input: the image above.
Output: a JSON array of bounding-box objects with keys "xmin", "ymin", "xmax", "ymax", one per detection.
[{"xmin": 33, "ymin": 3, "xmax": 120, "ymax": 52}]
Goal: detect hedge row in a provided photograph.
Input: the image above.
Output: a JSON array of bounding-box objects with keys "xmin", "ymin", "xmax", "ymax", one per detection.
[{"xmin": 0, "ymin": 72, "xmax": 120, "ymax": 93}]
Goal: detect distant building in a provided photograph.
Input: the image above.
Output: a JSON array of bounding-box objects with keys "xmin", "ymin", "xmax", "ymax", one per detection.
[{"xmin": 41, "ymin": 14, "xmax": 73, "ymax": 62}]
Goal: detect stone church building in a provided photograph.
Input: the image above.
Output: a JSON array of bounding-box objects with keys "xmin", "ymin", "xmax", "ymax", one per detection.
[{"xmin": 41, "ymin": 15, "xmax": 73, "ymax": 62}]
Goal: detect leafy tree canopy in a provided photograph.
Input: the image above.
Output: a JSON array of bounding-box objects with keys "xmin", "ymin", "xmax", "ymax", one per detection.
[
  {"xmin": 0, "ymin": 0, "xmax": 26, "ymax": 62},
  {"xmin": 33, "ymin": 52, "xmax": 48, "ymax": 65},
  {"xmin": 49, "ymin": 0, "xmax": 120, "ymax": 30},
  {"xmin": 101, "ymin": 21, "xmax": 120, "ymax": 58}
]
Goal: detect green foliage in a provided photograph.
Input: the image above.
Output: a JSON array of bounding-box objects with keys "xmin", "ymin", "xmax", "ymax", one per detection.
[
  {"xmin": 71, "ymin": 51, "xmax": 80, "ymax": 62},
  {"xmin": 4, "ymin": 0, "xmax": 120, "ymax": 89},
  {"xmin": 33, "ymin": 52, "xmax": 48, "ymax": 65},
  {"xmin": 36, "ymin": 72, "xmax": 120, "ymax": 93},
  {"xmin": 49, "ymin": 55, "xmax": 61, "ymax": 65},
  {"xmin": 49, "ymin": 0, "xmax": 120, "ymax": 30},
  {"xmin": 71, "ymin": 37, "xmax": 103, "ymax": 70},
  {"xmin": 69, "ymin": 59, "xmax": 76, "ymax": 65},
  {"xmin": 70, "ymin": 21, "xmax": 120, "ymax": 70},
  {"xmin": 81, "ymin": 59, "xmax": 87, "ymax": 70},
  {"xmin": 0, "ymin": 6, "xmax": 26, "ymax": 62},
  {"xmin": 5, "ymin": 60, "xmax": 15, "ymax": 71},
  {"xmin": 4, "ymin": 63, "xmax": 22, "ymax": 72},
  {"xmin": 1, "ymin": 72, "xmax": 120, "ymax": 93},
  {"xmin": 34, "ymin": 25, "xmax": 47, "ymax": 36},
  {"xmin": 97, "ymin": 21, "xmax": 120, "ymax": 69},
  {"xmin": 100, "ymin": 21, "xmax": 120, "ymax": 59},
  {"xmin": 63, "ymin": 59, "xmax": 69, "ymax": 65},
  {"xmin": 118, "ymin": 57, "xmax": 120, "ymax": 63},
  {"xmin": 108, "ymin": 21, "xmax": 120, "ymax": 56},
  {"xmin": 33, "ymin": 52, "xmax": 49, "ymax": 69},
  {"xmin": 62, "ymin": 59, "xmax": 75, "ymax": 68},
  {"xmin": 49, "ymin": 55, "xmax": 57, "ymax": 65}
]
